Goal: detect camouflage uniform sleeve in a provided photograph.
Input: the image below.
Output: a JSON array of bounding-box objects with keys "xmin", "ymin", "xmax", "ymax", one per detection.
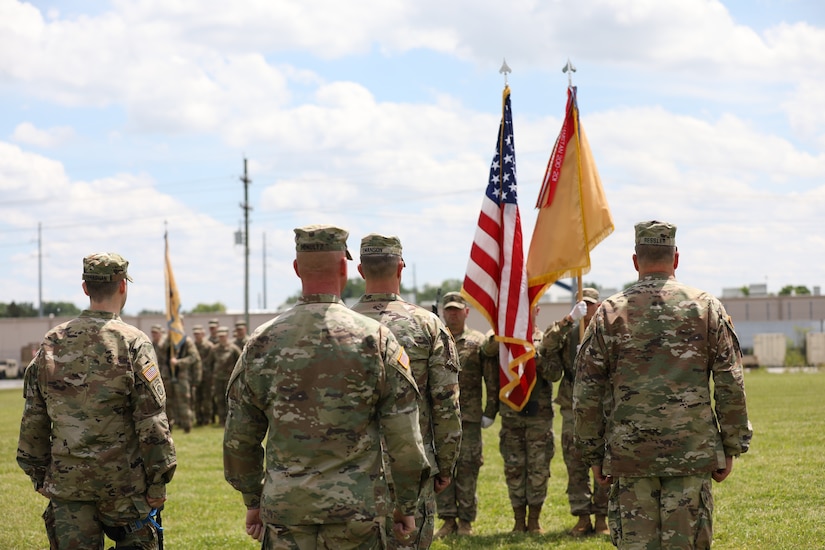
[
  {"xmin": 480, "ymin": 332, "xmax": 500, "ymax": 418},
  {"xmin": 572, "ymin": 313, "xmax": 609, "ymax": 467},
  {"xmin": 223, "ymin": 347, "xmax": 267, "ymax": 509},
  {"xmin": 190, "ymin": 339, "xmax": 203, "ymax": 385},
  {"xmin": 539, "ymin": 320, "xmax": 572, "ymax": 383},
  {"xmin": 481, "ymin": 338, "xmax": 500, "ymax": 419},
  {"xmin": 378, "ymin": 327, "xmax": 430, "ymax": 516},
  {"xmin": 709, "ymin": 303, "xmax": 753, "ymax": 456},
  {"xmin": 428, "ymin": 323, "xmax": 462, "ymax": 476},
  {"xmin": 132, "ymin": 339, "xmax": 177, "ymax": 499},
  {"xmin": 17, "ymin": 350, "xmax": 50, "ymax": 491}
]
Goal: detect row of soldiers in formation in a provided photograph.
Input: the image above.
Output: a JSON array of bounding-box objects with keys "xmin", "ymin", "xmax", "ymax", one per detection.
[
  {"xmin": 148, "ymin": 290, "xmax": 606, "ymax": 541},
  {"xmin": 218, "ymin": 228, "xmax": 617, "ymax": 548},
  {"xmin": 16, "ymin": 222, "xmax": 750, "ymax": 549},
  {"xmin": 148, "ymin": 319, "xmax": 248, "ymax": 432}
]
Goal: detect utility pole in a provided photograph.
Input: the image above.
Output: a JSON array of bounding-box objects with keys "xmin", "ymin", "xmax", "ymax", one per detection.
[{"xmin": 240, "ymin": 158, "xmax": 252, "ymax": 327}]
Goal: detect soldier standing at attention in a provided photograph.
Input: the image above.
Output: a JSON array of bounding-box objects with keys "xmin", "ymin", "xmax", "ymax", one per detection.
[
  {"xmin": 482, "ymin": 306, "xmax": 562, "ymax": 534},
  {"xmin": 434, "ymin": 292, "xmax": 497, "ymax": 538},
  {"xmin": 211, "ymin": 326, "xmax": 242, "ymax": 425},
  {"xmin": 224, "ymin": 224, "xmax": 429, "ymax": 548},
  {"xmin": 207, "ymin": 318, "xmax": 220, "ymax": 344},
  {"xmin": 574, "ymin": 221, "xmax": 752, "ymax": 549},
  {"xmin": 156, "ymin": 325, "xmax": 201, "ymax": 433},
  {"xmin": 352, "ymin": 233, "xmax": 462, "ymax": 549},
  {"xmin": 233, "ymin": 319, "xmax": 249, "ymax": 350},
  {"xmin": 17, "ymin": 253, "xmax": 176, "ymax": 549},
  {"xmin": 542, "ymin": 288, "xmax": 609, "ymax": 536},
  {"xmin": 192, "ymin": 324, "xmax": 215, "ymax": 426}
]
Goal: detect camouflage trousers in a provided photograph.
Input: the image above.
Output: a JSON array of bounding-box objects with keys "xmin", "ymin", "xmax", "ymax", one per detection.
[
  {"xmin": 435, "ymin": 420, "xmax": 482, "ymax": 522},
  {"xmin": 194, "ymin": 368, "xmax": 214, "ymax": 424},
  {"xmin": 262, "ymin": 520, "xmax": 383, "ymax": 549},
  {"xmin": 498, "ymin": 412, "xmax": 554, "ymax": 508},
  {"xmin": 165, "ymin": 377, "xmax": 193, "ymax": 432},
  {"xmin": 214, "ymin": 377, "xmax": 230, "ymax": 424},
  {"xmin": 385, "ymin": 477, "xmax": 435, "ymax": 549},
  {"xmin": 608, "ymin": 475, "xmax": 713, "ymax": 550},
  {"xmin": 560, "ymin": 407, "xmax": 608, "ymax": 516},
  {"xmin": 46, "ymin": 496, "xmax": 159, "ymax": 549}
]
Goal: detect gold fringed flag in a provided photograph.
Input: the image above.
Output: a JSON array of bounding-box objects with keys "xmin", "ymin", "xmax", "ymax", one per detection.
[
  {"xmin": 164, "ymin": 231, "xmax": 186, "ymax": 354},
  {"xmin": 527, "ymin": 85, "xmax": 614, "ymax": 301}
]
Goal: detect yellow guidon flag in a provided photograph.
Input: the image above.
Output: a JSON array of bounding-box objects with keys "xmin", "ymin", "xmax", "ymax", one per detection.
[
  {"xmin": 165, "ymin": 231, "xmax": 186, "ymax": 359},
  {"xmin": 527, "ymin": 84, "xmax": 614, "ymax": 304}
]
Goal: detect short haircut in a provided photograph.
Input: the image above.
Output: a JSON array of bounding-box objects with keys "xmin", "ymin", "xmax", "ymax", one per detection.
[
  {"xmin": 84, "ymin": 280, "xmax": 121, "ymax": 301},
  {"xmin": 360, "ymin": 254, "xmax": 400, "ymax": 279},
  {"xmin": 635, "ymin": 244, "xmax": 676, "ymax": 265}
]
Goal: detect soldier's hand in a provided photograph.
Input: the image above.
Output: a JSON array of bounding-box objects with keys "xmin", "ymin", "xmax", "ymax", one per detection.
[
  {"xmin": 392, "ymin": 509, "xmax": 416, "ymax": 539},
  {"xmin": 569, "ymin": 301, "xmax": 587, "ymax": 321},
  {"xmin": 591, "ymin": 465, "xmax": 612, "ymax": 487},
  {"xmin": 146, "ymin": 496, "xmax": 166, "ymax": 509},
  {"xmin": 712, "ymin": 456, "xmax": 734, "ymax": 483},
  {"xmin": 245, "ymin": 507, "xmax": 264, "ymax": 541},
  {"xmin": 434, "ymin": 475, "xmax": 451, "ymax": 494}
]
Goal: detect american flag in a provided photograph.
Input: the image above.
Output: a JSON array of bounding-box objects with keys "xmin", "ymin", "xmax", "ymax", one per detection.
[{"xmin": 462, "ymin": 86, "xmax": 536, "ymax": 411}]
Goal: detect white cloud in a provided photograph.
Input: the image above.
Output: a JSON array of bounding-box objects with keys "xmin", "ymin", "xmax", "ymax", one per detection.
[{"xmin": 11, "ymin": 122, "xmax": 75, "ymax": 148}]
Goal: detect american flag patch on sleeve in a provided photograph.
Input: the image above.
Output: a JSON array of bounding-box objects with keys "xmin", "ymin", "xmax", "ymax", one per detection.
[
  {"xmin": 395, "ymin": 347, "xmax": 410, "ymax": 370},
  {"xmin": 142, "ymin": 363, "xmax": 159, "ymax": 382}
]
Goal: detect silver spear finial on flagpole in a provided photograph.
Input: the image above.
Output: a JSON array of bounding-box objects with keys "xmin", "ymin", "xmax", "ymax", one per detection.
[
  {"xmin": 500, "ymin": 58, "xmax": 512, "ymax": 85},
  {"xmin": 562, "ymin": 58, "xmax": 576, "ymax": 87}
]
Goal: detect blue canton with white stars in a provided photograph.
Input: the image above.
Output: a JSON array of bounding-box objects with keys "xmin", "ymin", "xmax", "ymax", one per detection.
[{"xmin": 487, "ymin": 91, "xmax": 518, "ymax": 206}]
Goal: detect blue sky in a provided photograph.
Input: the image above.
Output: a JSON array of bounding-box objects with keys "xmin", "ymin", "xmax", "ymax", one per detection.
[{"xmin": 1, "ymin": 0, "xmax": 824, "ymax": 315}]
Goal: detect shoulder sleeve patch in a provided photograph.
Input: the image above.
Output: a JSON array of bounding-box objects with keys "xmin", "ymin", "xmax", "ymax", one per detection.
[
  {"xmin": 396, "ymin": 346, "xmax": 410, "ymax": 370},
  {"xmin": 142, "ymin": 362, "xmax": 160, "ymax": 382}
]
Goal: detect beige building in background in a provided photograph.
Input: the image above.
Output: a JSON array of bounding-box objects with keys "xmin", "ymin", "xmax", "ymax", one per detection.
[{"xmin": 3, "ymin": 290, "xmax": 825, "ymax": 369}]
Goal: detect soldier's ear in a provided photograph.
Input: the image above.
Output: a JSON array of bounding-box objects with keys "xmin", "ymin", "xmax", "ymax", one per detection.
[{"xmin": 293, "ymin": 259, "xmax": 300, "ymax": 278}]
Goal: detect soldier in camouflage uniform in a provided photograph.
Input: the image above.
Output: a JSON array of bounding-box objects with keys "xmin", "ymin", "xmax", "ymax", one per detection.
[
  {"xmin": 224, "ymin": 225, "xmax": 430, "ymax": 549},
  {"xmin": 482, "ymin": 307, "xmax": 562, "ymax": 534},
  {"xmin": 233, "ymin": 319, "xmax": 249, "ymax": 350},
  {"xmin": 435, "ymin": 292, "xmax": 498, "ymax": 538},
  {"xmin": 192, "ymin": 324, "xmax": 215, "ymax": 426},
  {"xmin": 211, "ymin": 326, "xmax": 242, "ymax": 425},
  {"xmin": 207, "ymin": 318, "xmax": 220, "ymax": 345},
  {"xmin": 156, "ymin": 328, "xmax": 201, "ymax": 433},
  {"xmin": 17, "ymin": 253, "xmax": 176, "ymax": 550},
  {"xmin": 574, "ymin": 221, "xmax": 753, "ymax": 550},
  {"xmin": 352, "ymin": 233, "xmax": 462, "ymax": 549},
  {"xmin": 541, "ymin": 288, "xmax": 609, "ymax": 536}
]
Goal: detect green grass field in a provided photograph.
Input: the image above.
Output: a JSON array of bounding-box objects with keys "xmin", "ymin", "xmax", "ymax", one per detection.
[{"xmin": 2, "ymin": 368, "xmax": 824, "ymax": 549}]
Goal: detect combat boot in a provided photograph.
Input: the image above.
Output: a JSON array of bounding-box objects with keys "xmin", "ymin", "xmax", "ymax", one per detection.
[
  {"xmin": 434, "ymin": 518, "xmax": 457, "ymax": 538},
  {"xmin": 512, "ymin": 506, "xmax": 527, "ymax": 532},
  {"xmin": 457, "ymin": 519, "xmax": 473, "ymax": 535},
  {"xmin": 594, "ymin": 514, "xmax": 610, "ymax": 535},
  {"xmin": 569, "ymin": 515, "xmax": 593, "ymax": 537},
  {"xmin": 527, "ymin": 506, "xmax": 544, "ymax": 534}
]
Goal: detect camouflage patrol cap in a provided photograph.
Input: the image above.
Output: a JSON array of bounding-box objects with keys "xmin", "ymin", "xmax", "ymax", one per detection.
[
  {"xmin": 82, "ymin": 253, "xmax": 133, "ymax": 283},
  {"xmin": 234, "ymin": 320, "xmax": 247, "ymax": 327},
  {"xmin": 442, "ymin": 291, "xmax": 467, "ymax": 310},
  {"xmin": 581, "ymin": 287, "xmax": 600, "ymax": 304},
  {"xmin": 151, "ymin": 324, "xmax": 163, "ymax": 332},
  {"xmin": 192, "ymin": 324, "xmax": 205, "ymax": 334},
  {"xmin": 360, "ymin": 233, "xmax": 402, "ymax": 257},
  {"xmin": 217, "ymin": 326, "xmax": 229, "ymax": 335},
  {"xmin": 208, "ymin": 318, "xmax": 219, "ymax": 327},
  {"xmin": 635, "ymin": 220, "xmax": 677, "ymax": 246},
  {"xmin": 294, "ymin": 224, "xmax": 353, "ymax": 260}
]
